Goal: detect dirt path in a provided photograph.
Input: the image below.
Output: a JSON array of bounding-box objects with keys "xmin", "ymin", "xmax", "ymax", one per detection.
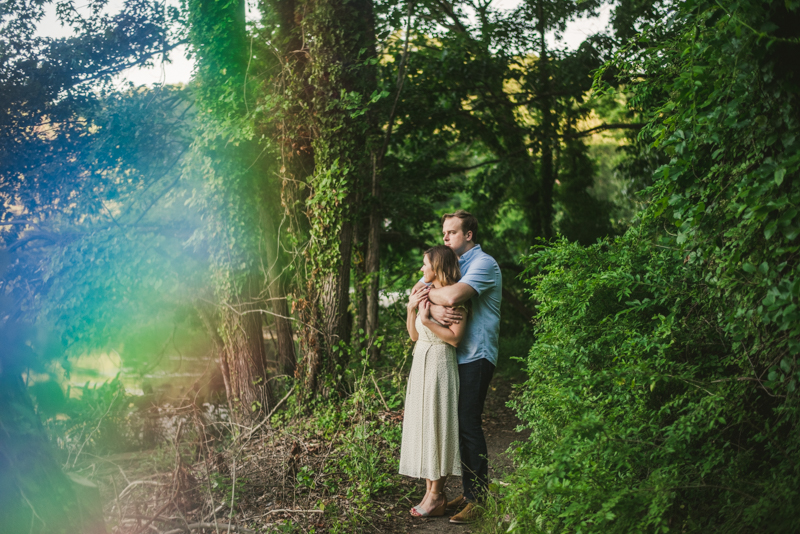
[{"xmin": 397, "ymin": 377, "xmax": 529, "ymax": 533}]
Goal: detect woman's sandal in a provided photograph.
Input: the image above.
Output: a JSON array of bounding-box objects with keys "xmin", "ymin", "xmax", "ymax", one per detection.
[
  {"xmin": 410, "ymin": 494, "xmax": 426, "ymax": 516},
  {"xmin": 410, "ymin": 491, "xmax": 447, "ymax": 517}
]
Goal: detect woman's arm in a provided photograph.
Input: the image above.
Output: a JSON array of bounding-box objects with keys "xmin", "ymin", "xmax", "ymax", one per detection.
[
  {"xmin": 419, "ymin": 301, "xmax": 467, "ymax": 348},
  {"xmin": 407, "ymin": 307, "xmax": 419, "ymax": 341},
  {"xmin": 407, "ymin": 286, "xmax": 427, "ymax": 341}
]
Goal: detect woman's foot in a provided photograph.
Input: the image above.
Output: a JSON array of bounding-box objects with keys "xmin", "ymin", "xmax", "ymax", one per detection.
[
  {"xmin": 411, "ymin": 491, "xmax": 446, "ymax": 517},
  {"xmin": 410, "ymin": 491, "xmax": 430, "ymax": 516}
]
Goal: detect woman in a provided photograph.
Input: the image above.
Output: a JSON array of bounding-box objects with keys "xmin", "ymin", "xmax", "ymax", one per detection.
[{"xmin": 399, "ymin": 245, "xmax": 468, "ymax": 517}]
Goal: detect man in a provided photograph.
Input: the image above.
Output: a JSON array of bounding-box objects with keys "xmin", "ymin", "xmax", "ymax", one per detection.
[{"xmin": 413, "ymin": 210, "xmax": 502, "ymax": 524}]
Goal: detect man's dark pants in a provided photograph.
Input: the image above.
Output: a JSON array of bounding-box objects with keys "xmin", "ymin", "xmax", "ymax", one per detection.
[{"xmin": 458, "ymin": 357, "xmax": 495, "ymax": 503}]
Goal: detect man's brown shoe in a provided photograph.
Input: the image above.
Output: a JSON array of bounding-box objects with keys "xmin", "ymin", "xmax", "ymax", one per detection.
[
  {"xmin": 446, "ymin": 494, "xmax": 466, "ymax": 512},
  {"xmin": 449, "ymin": 502, "xmax": 480, "ymax": 524}
]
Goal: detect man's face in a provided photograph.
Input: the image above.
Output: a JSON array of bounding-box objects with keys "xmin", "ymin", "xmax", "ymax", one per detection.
[{"xmin": 442, "ymin": 217, "xmax": 472, "ymax": 256}]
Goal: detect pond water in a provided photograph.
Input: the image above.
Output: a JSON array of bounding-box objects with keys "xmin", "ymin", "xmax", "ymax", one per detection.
[{"xmin": 26, "ymin": 321, "xmax": 222, "ymax": 408}]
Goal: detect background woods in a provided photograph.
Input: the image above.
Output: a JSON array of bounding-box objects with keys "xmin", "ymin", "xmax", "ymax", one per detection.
[{"xmin": 1, "ymin": 0, "xmax": 798, "ymax": 533}]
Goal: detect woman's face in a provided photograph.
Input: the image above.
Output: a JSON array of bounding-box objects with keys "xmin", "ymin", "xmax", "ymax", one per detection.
[{"xmin": 421, "ymin": 254, "xmax": 436, "ymax": 284}]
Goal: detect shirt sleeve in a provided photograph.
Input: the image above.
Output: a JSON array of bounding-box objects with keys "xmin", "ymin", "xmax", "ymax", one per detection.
[{"xmin": 460, "ymin": 256, "xmax": 498, "ymax": 296}]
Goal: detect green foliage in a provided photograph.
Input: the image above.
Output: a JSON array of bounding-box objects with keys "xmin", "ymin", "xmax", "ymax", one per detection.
[
  {"xmin": 210, "ymin": 470, "xmax": 249, "ymax": 510},
  {"xmin": 273, "ymin": 334, "xmax": 407, "ymax": 517},
  {"xmin": 1, "ymin": 0, "xmax": 197, "ymax": 362},
  {"xmin": 39, "ymin": 376, "xmax": 143, "ymax": 461},
  {"xmin": 503, "ymin": 1, "xmax": 800, "ymax": 532}
]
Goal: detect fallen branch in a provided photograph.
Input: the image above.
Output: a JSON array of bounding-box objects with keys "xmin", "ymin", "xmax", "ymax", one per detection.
[
  {"xmin": 242, "ymin": 386, "xmax": 295, "ymax": 441},
  {"xmin": 264, "ymin": 509, "xmax": 324, "ymax": 515},
  {"xmin": 160, "ymin": 523, "xmax": 256, "ymax": 534},
  {"xmin": 118, "ymin": 480, "xmax": 167, "ymax": 501},
  {"xmin": 132, "ymin": 500, "xmax": 173, "ymax": 534}
]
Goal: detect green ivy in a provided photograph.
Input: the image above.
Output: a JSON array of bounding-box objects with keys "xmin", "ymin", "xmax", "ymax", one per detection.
[{"xmin": 504, "ymin": 1, "xmax": 800, "ymax": 532}]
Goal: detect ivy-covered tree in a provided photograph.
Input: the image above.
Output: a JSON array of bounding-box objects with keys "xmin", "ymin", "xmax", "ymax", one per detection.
[
  {"xmin": 253, "ymin": 0, "xmax": 382, "ymax": 397},
  {"xmin": 186, "ymin": 0, "xmax": 293, "ymax": 419}
]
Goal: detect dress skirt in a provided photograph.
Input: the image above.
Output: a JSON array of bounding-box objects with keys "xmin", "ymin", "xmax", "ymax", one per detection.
[{"xmin": 399, "ymin": 316, "xmax": 461, "ymax": 479}]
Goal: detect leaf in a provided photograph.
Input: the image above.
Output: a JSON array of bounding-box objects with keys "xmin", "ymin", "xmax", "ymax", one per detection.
[
  {"xmin": 764, "ymin": 219, "xmax": 778, "ymax": 239},
  {"xmin": 742, "ymin": 263, "xmax": 756, "ymax": 273},
  {"xmin": 774, "ymin": 168, "xmax": 786, "ymax": 186},
  {"xmin": 782, "ymin": 226, "xmax": 799, "ymax": 240},
  {"xmin": 768, "ymin": 368, "xmax": 780, "ymax": 381}
]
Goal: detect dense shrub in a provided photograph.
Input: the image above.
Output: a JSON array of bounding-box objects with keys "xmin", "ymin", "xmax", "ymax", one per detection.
[{"xmin": 505, "ymin": 0, "xmax": 800, "ymax": 532}]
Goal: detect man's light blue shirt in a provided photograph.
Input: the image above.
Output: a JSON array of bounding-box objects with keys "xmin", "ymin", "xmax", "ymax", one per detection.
[{"xmin": 456, "ymin": 245, "xmax": 502, "ymax": 366}]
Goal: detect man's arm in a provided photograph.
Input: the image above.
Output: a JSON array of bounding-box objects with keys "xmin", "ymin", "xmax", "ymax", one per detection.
[
  {"xmin": 428, "ymin": 282, "xmax": 477, "ymax": 307},
  {"xmin": 411, "ymin": 279, "xmax": 428, "ymax": 293}
]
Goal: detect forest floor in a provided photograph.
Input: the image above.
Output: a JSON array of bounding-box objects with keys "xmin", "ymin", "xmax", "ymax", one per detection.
[{"xmin": 85, "ymin": 375, "xmax": 527, "ymax": 533}]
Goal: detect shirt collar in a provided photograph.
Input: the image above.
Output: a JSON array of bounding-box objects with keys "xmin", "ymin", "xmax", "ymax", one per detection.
[{"xmin": 459, "ymin": 244, "xmax": 482, "ymax": 263}]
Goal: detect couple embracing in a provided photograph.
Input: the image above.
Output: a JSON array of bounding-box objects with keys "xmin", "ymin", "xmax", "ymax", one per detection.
[{"xmin": 399, "ymin": 210, "xmax": 502, "ymax": 524}]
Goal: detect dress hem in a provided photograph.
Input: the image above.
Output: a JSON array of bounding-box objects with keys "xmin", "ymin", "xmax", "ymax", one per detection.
[{"xmin": 399, "ymin": 469, "xmax": 463, "ymax": 479}]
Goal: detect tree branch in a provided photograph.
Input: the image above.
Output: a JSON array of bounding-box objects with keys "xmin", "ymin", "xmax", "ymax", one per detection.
[
  {"xmin": 378, "ymin": 0, "xmax": 415, "ymax": 164},
  {"xmin": 502, "ymin": 287, "xmax": 534, "ymax": 323},
  {"xmin": 161, "ymin": 522, "xmax": 256, "ymax": 534},
  {"xmin": 564, "ymin": 122, "xmax": 646, "ymax": 139},
  {"xmin": 435, "ymin": 0, "xmax": 469, "ymax": 33}
]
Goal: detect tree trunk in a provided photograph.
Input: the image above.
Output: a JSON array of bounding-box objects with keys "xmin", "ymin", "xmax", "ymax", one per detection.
[
  {"xmin": 364, "ymin": 155, "xmax": 381, "ymax": 361},
  {"xmin": 294, "ymin": 0, "xmax": 378, "ymax": 398},
  {"xmin": 259, "ymin": 160, "xmax": 297, "ymax": 379},
  {"xmin": 537, "ymin": 1, "xmax": 555, "ymax": 240},
  {"xmin": 352, "ymin": 208, "xmax": 369, "ymax": 353},
  {"xmin": 195, "ymin": 298, "xmax": 234, "ymax": 411},
  {"xmin": 187, "ymin": 0, "xmax": 276, "ymax": 421},
  {"xmin": 261, "ymin": 0, "xmax": 318, "ymax": 388},
  {"xmin": 220, "ymin": 275, "xmax": 275, "ymax": 417},
  {"xmin": 270, "ymin": 293, "xmax": 296, "ymax": 377}
]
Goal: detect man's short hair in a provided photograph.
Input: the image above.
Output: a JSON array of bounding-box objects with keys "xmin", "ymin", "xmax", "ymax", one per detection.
[{"xmin": 442, "ymin": 210, "xmax": 478, "ymax": 242}]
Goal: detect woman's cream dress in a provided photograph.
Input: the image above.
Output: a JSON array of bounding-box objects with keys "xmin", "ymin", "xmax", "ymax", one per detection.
[{"xmin": 399, "ymin": 315, "xmax": 461, "ymax": 479}]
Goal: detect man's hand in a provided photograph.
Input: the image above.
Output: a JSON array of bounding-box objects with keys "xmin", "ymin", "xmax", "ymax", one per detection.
[{"xmin": 429, "ymin": 304, "xmax": 464, "ymax": 326}]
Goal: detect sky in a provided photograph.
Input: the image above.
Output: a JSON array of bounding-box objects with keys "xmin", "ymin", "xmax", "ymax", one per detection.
[{"xmin": 36, "ymin": 0, "xmax": 612, "ymax": 87}]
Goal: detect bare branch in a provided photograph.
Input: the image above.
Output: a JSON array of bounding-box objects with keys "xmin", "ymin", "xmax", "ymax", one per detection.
[
  {"xmin": 161, "ymin": 523, "xmax": 256, "ymax": 534},
  {"xmin": 564, "ymin": 122, "xmax": 647, "ymax": 139}
]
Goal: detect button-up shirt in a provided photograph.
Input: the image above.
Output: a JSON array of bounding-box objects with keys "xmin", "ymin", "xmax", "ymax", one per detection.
[{"xmin": 455, "ymin": 245, "xmax": 502, "ymax": 366}]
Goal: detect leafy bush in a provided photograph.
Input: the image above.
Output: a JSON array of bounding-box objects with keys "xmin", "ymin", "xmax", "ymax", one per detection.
[
  {"xmin": 503, "ymin": 1, "xmax": 800, "ymax": 532},
  {"xmin": 40, "ymin": 377, "xmax": 145, "ymax": 463}
]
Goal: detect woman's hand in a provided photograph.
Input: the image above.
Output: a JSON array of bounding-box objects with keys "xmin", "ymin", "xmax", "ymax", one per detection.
[
  {"xmin": 419, "ymin": 299, "xmax": 431, "ymax": 323},
  {"xmin": 407, "ymin": 285, "xmax": 430, "ymax": 312}
]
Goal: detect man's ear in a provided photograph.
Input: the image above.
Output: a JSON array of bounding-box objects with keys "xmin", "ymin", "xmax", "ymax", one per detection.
[{"xmin": 466, "ymin": 231, "xmax": 473, "ymax": 242}]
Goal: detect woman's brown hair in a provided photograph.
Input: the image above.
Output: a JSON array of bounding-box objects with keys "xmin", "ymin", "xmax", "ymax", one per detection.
[
  {"xmin": 425, "ymin": 245, "xmax": 461, "ymax": 287},
  {"xmin": 424, "ymin": 245, "xmax": 471, "ymax": 317}
]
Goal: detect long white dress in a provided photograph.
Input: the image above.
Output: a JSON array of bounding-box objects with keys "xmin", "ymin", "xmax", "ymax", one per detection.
[{"xmin": 398, "ymin": 315, "xmax": 461, "ymax": 479}]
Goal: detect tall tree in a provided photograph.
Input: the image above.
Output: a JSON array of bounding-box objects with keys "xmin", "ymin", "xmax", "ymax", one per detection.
[
  {"xmin": 186, "ymin": 0, "xmax": 278, "ymax": 418},
  {"xmin": 281, "ymin": 0, "xmax": 380, "ymax": 396}
]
